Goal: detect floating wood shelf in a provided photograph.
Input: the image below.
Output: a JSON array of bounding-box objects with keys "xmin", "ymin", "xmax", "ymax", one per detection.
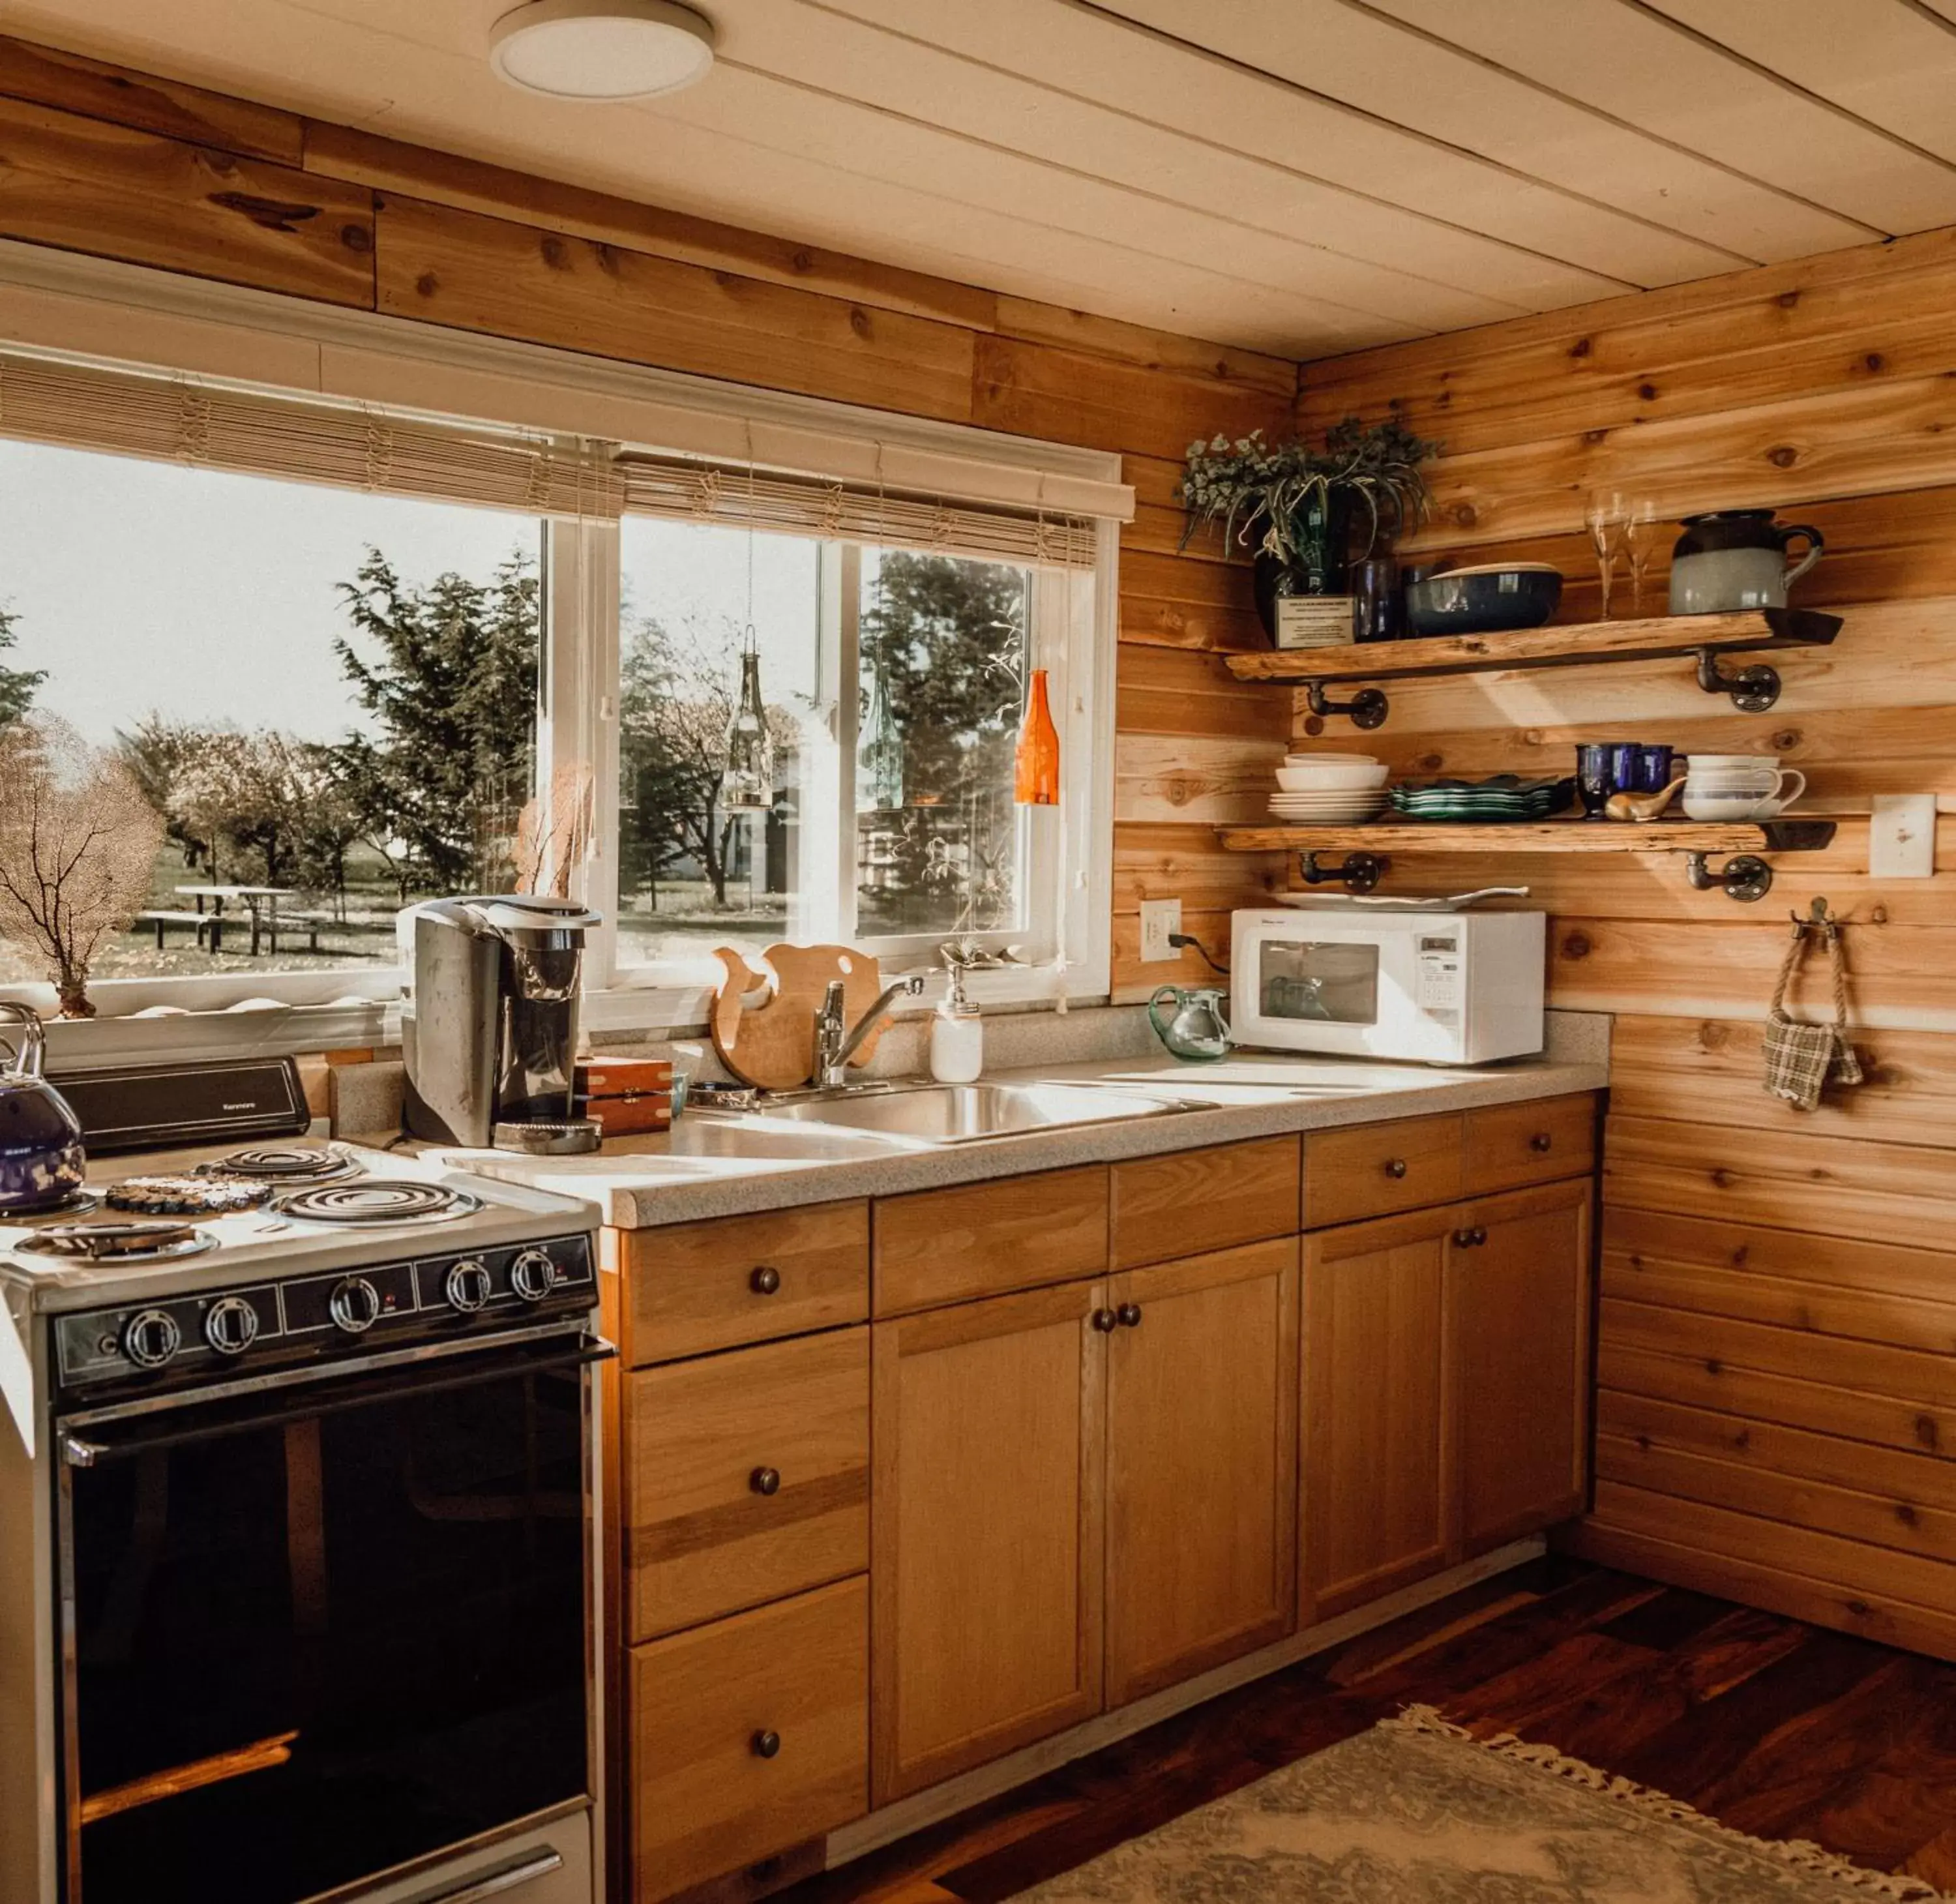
[
  {"xmin": 1224, "ymin": 607, "xmax": 1842, "ymax": 726},
  {"xmin": 1216, "ymin": 817, "xmax": 1838, "ymax": 904}
]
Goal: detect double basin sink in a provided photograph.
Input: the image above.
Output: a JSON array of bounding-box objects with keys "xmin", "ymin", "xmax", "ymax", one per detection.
[
  {"xmin": 696, "ymin": 1078, "xmax": 1200, "ymax": 1148},
  {"xmin": 690, "ymin": 1056, "xmax": 1400, "ymax": 1148}
]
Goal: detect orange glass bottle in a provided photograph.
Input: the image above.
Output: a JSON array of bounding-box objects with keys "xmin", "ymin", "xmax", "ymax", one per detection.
[{"xmin": 1014, "ymin": 669, "xmax": 1060, "ymax": 805}]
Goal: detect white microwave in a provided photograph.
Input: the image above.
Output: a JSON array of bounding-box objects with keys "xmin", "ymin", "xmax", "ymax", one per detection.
[{"xmin": 1229, "ymin": 908, "xmax": 1547, "ymax": 1065}]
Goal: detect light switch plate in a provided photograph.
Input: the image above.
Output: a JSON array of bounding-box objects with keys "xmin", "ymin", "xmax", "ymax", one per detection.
[
  {"xmin": 1138, "ymin": 898, "xmax": 1182, "ymax": 962},
  {"xmin": 1869, "ymin": 794, "xmax": 1936, "ymax": 878}
]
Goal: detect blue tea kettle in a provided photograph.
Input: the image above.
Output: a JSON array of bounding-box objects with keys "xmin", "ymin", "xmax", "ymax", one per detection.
[{"xmin": 0, "ymin": 1002, "xmax": 86, "ymax": 1213}]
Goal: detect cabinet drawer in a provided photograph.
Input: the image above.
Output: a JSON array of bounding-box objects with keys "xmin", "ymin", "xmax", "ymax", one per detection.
[
  {"xmin": 627, "ymin": 1329, "xmax": 869, "ymax": 1641},
  {"xmin": 623, "ymin": 1202, "xmax": 868, "ymax": 1364},
  {"xmin": 630, "ymin": 1577, "xmax": 868, "ymax": 1903},
  {"xmin": 874, "ymin": 1165, "xmax": 1108, "ymax": 1315},
  {"xmin": 1303, "ymin": 1114, "xmax": 1462, "ymax": 1229},
  {"xmin": 1111, "ymin": 1137, "xmax": 1301, "ymax": 1268},
  {"xmin": 1464, "ymin": 1095, "xmax": 1597, "ymax": 1197}
]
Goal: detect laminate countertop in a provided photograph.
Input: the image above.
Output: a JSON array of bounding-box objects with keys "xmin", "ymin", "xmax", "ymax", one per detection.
[{"xmin": 431, "ymin": 1050, "xmax": 1608, "ymax": 1230}]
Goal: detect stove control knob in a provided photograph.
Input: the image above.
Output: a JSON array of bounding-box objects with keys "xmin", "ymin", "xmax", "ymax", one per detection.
[
  {"xmin": 445, "ymin": 1258, "xmax": 494, "ymax": 1314},
  {"xmin": 328, "ymin": 1275, "xmax": 383, "ymax": 1335},
  {"xmin": 203, "ymin": 1296, "xmax": 259, "ymax": 1358},
  {"xmin": 122, "ymin": 1308, "xmax": 181, "ymax": 1370},
  {"xmin": 509, "ymin": 1249, "xmax": 557, "ymax": 1304}
]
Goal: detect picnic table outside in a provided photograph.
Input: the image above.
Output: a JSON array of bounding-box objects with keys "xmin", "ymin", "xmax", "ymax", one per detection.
[{"xmin": 174, "ymin": 885, "xmax": 300, "ymax": 956}]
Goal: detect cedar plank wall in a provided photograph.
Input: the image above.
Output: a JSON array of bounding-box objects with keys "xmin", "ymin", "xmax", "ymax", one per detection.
[
  {"xmin": 1299, "ymin": 234, "xmax": 1956, "ymax": 1661},
  {"xmin": 0, "ymin": 33, "xmax": 1292, "ymax": 1000}
]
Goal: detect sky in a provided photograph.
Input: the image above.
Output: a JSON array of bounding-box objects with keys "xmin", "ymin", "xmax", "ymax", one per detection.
[{"xmin": 0, "ymin": 438, "xmax": 827, "ymax": 749}]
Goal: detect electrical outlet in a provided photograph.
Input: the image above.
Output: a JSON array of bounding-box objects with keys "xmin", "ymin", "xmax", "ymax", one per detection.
[
  {"xmin": 1139, "ymin": 898, "xmax": 1182, "ymax": 963},
  {"xmin": 1870, "ymin": 794, "xmax": 1936, "ymax": 878}
]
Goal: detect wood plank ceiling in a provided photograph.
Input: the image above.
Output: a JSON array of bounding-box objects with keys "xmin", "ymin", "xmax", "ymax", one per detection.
[{"xmin": 9, "ymin": 0, "xmax": 1956, "ymax": 358}]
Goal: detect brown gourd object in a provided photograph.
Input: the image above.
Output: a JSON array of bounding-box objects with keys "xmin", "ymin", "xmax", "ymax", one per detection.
[{"xmin": 709, "ymin": 944, "xmax": 889, "ymax": 1091}]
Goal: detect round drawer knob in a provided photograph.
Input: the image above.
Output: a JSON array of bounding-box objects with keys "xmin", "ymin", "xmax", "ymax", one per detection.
[
  {"xmin": 1384, "ymin": 1157, "xmax": 1408, "ymax": 1180},
  {"xmin": 750, "ymin": 1266, "xmax": 781, "ymax": 1296},
  {"xmin": 1116, "ymin": 1302, "xmax": 1142, "ymax": 1328},
  {"xmin": 1530, "ymin": 1132, "xmax": 1553, "ymax": 1153},
  {"xmin": 751, "ymin": 1729, "xmax": 781, "ymax": 1759},
  {"xmin": 1090, "ymin": 1308, "xmax": 1117, "ymax": 1333},
  {"xmin": 1453, "ymin": 1228, "xmax": 1475, "ymax": 1249},
  {"xmin": 1472, "ymin": 1227, "xmax": 1489, "ymax": 1245},
  {"xmin": 750, "ymin": 1466, "xmax": 781, "ymax": 1496}
]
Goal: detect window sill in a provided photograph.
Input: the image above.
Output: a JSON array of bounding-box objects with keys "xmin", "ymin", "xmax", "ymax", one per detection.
[
  {"xmin": 26, "ymin": 958, "xmax": 1106, "ymax": 1075},
  {"xmin": 40, "ymin": 995, "xmax": 399, "ymax": 1073}
]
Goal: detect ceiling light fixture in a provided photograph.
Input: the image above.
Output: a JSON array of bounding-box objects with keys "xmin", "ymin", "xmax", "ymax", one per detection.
[{"xmin": 489, "ymin": 0, "xmax": 716, "ymax": 102}]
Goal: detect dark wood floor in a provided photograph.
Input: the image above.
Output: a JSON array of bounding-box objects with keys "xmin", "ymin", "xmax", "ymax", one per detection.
[{"xmin": 785, "ymin": 1560, "xmax": 1956, "ymax": 1904}]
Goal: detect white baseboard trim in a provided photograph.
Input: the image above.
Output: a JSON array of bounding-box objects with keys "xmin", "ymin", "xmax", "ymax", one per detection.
[{"xmin": 825, "ymin": 1536, "xmax": 1548, "ymax": 1868}]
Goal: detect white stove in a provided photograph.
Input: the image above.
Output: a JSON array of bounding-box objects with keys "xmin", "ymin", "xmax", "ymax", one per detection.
[{"xmin": 0, "ymin": 1125, "xmax": 606, "ymax": 1904}]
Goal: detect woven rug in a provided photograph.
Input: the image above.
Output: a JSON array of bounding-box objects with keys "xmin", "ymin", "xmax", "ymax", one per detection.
[{"xmin": 1011, "ymin": 1706, "xmax": 1951, "ymax": 1903}]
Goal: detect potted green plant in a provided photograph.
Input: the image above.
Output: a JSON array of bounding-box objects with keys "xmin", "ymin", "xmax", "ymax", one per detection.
[{"xmin": 1179, "ymin": 417, "xmax": 1438, "ymax": 642}]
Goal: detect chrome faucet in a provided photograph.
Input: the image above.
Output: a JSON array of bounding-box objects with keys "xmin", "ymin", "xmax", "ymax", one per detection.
[{"xmin": 814, "ymin": 974, "xmax": 925, "ymax": 1087}]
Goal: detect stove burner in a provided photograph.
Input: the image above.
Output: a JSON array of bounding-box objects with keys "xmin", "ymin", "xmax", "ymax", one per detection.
[
  {"xmin": 12, "ymin": 1189, "xmax": 103, "ymax": 1219},
  {"xmin": 201, "ymin": 1144, "xmax": 361, "ymax": 1186},
  {"xmin": 108, "ymin": 1176, "xmax": 273, "ymax": 1217},
  {"xmin": 19, "ymin": 1220, "xmax": 218, "ymax": 1262},
  {"xmin": 274, "ymin": 1181, "xmax": 481, "ymax": 1227}
]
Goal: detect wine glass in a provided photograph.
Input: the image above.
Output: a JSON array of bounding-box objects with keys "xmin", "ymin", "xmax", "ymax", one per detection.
[
  {"xmin": 1622, "ymin": 497, "xmax": 1660, "ymax": 617},
  {"xmin": 1584, "ymin": 490, "xmax": 1629, "ymax": 621}
]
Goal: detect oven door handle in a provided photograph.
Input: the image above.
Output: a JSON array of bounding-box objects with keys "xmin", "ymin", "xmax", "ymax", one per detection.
[{"xmin": 57, "ymin": 1332, "xmax": 615, "ymax": 1466}]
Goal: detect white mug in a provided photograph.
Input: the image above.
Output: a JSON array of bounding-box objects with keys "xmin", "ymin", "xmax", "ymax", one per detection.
[{"xmin": 1681, "ymin": 767, "xmax": 1804, "ymax": 821}]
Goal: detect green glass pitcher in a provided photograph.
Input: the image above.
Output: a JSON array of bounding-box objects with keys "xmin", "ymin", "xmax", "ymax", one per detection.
[{"xmin": 1147, "ymin": 985, "xmax": 1230, "ymax": 1062}]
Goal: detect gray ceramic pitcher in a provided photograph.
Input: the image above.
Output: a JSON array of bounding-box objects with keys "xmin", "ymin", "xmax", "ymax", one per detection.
[{"xmin": 1668, "ymin": 509, "xmax": 1824, "ymax": 614}]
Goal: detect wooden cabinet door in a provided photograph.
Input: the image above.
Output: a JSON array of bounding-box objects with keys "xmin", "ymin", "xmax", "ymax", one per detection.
[
  {"xmin": 870, "ymin": 1281, "xmax": 1106, "ymax": 1804},
  {"xmin": 1104, "ymin": 1238, "xmax": 1298, "ymax": 1706},
  {"xmin": 1301, "ymin": 1204, "xmax": 1456, "ymax": 1622},
  {"xmin": 1454, "ymin": 1180, "xmax": 1593, "ymax": 1554}
]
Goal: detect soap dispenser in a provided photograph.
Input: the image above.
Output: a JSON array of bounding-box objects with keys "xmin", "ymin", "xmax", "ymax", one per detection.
[{"xmin": 929, "ymin": 961, "xmax": 983, "ymax": 1084}]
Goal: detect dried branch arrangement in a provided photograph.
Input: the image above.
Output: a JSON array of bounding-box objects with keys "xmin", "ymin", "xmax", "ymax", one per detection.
[
  {"xmin": 0, "ymin": 719, "xmax": 163, "ymax": 1017},
  {"xmin": 512, "ymin": 763, "xmax": 595, "ymax": 899}
]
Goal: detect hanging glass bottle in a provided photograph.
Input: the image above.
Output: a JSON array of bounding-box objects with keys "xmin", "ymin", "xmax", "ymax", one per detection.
[
  {"xmin": 722, "ymin": 627, "xmax": 773, "ymax": 811},
  {"xmin": 860, "ymin": 661, "xmax": 904, "ymax": 811},
  {"xmin": 1014, "ymin": 668, "xmax": 1060, "ymax": 806},
  {"xmin": 721, "ymin": 460, "xmax": 773, "ymax": 812}
]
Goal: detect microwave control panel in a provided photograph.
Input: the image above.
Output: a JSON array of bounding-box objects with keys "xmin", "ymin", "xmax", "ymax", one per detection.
[{"xmin": 1415, "ymin": 935, "xmax": 1463, "ymax": 1016}]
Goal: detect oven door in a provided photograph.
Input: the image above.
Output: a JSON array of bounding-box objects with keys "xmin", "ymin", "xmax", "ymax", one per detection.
[{"xmin": 54, "ymin": 1329, "xmax": 610, "ymax": 1904}]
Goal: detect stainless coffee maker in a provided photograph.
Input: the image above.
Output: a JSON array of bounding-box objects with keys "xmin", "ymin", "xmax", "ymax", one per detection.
[{"xmin": 401, "ymin": 896, "xmax": 603, "ymax": 1147}]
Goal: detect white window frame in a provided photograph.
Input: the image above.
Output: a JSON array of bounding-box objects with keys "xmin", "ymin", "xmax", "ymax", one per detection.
[
  {"xmin": 593, "ymin": 531, "xmax": 1109, "ymax": 1014},
  {"xmin": 0, "ymin": 241, "xmax": 1121, "ymax": 1050}
]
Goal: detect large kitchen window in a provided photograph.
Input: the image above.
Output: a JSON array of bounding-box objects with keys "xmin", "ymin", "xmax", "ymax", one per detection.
[
  {"xmin": 0, "ymin": 313, "xmax": 1118, "ymax": 1029},
  {"xmin": 0, "ymin": 435, "xmax": 543, "ymax": 1005}
]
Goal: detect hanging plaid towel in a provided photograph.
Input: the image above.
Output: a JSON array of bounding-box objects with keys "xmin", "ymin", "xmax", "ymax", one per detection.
[{"xmin": 1762, "ymin": 912, "xmax": 1864, "ymax": 1111}]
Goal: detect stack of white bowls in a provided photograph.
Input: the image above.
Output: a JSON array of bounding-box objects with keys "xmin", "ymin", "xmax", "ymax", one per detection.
[
  {"xmin": 1680, "ymin": 754, "xmax": 1806, "ymax": 822},
  {"xmin": 1269, "ymin": 752, "xmax": 1391, "ymax": 823}
]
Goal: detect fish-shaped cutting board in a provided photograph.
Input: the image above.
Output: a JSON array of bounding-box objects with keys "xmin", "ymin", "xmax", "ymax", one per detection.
[{"xmin": 709, "ymin": 944, "xmax": 889, "ymax": 1091}]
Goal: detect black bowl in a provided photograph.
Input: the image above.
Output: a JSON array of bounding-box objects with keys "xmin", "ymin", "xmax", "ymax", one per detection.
[{"xmin": 1404, "ymin": 562, "xmax": 1562, "ymax": 636}]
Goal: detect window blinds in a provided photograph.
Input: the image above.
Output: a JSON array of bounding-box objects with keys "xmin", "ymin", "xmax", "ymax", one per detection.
[
  {"xmin": 0, "ymin": 348, "xmax": 625, "ymax": 518},
  {"xmin": 0, "ymin": 344, "xmax": 1117, "ymax": 563},
  {"xmin": 619, "ymin": 454, "xmax": 1099, "ymax": 570}
]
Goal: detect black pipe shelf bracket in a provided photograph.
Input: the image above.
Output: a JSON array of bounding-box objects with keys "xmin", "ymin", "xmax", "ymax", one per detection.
[
  {"xmin": 1297, "ymin": 850, "xmax": 1390, "ymax": 893},
  {"xmin": 1684, "ymin": 852, "xmax": 1777, "ymax": 902},
  {"xmin": 1683, "ymin": 821, "xmax": 1836, "ymax": 903},
  {"xmin": 1303, "ymin": 681, "xmax": 1391, "ymax": 729},
  {"xmin": 1694, "ymin": 647, "xmax": 1783, "ymax": 712}
]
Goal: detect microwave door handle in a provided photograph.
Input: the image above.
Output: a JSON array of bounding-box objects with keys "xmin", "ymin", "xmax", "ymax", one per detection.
[{"xmin": 57, "ymin": 1333, "xmax": 615, "ymax": 1466}]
